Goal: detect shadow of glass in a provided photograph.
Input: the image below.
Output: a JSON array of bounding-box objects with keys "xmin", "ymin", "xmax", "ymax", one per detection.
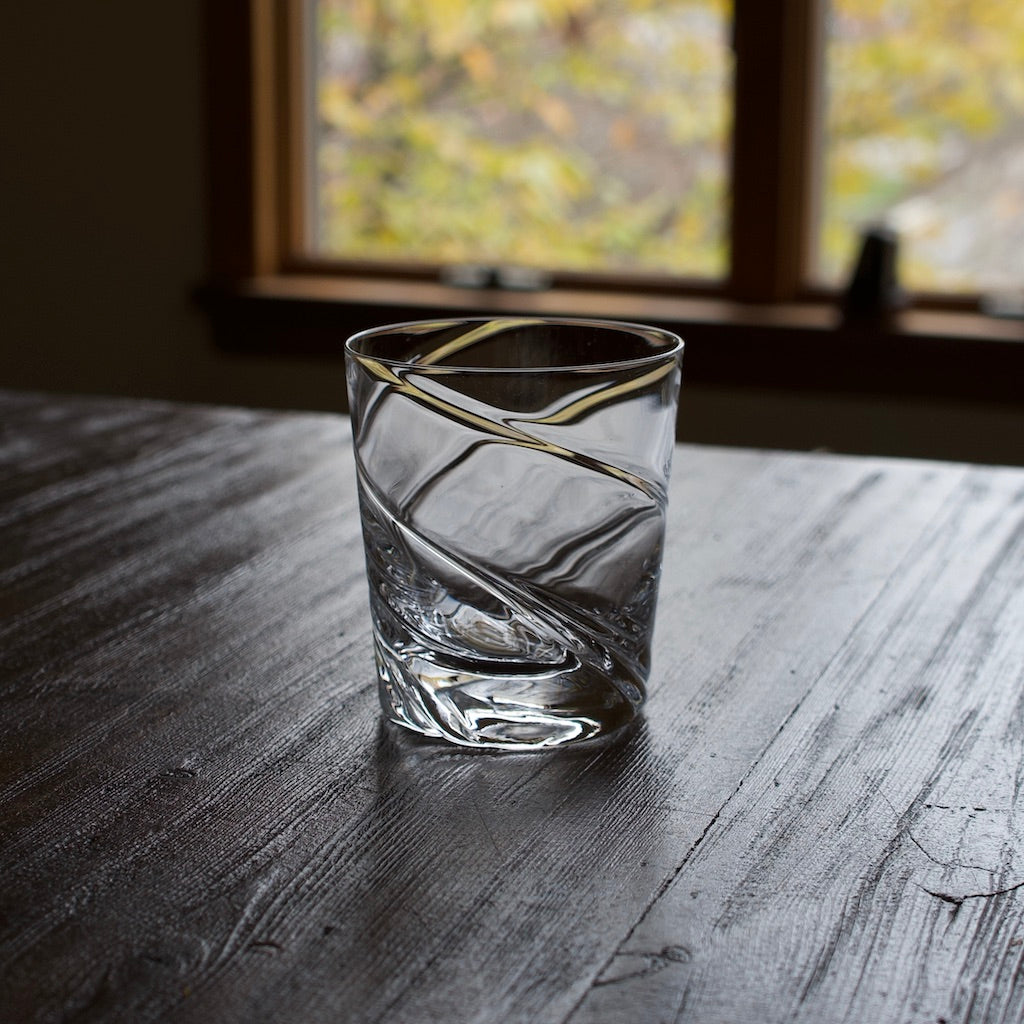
[{"xmin": 324, "ymin": 717, "xmax": 676, "ymax": 1019}]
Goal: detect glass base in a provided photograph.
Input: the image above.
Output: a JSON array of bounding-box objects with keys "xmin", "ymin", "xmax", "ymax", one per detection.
[{"xmin": 374, "ymin": 636, "xmax": 642, "ymax": 750}]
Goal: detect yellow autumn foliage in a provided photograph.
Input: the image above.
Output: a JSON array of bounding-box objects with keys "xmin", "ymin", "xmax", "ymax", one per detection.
[{"xmin": 316, "ymin": 0, "xmax": 1023, "ymax": 288}]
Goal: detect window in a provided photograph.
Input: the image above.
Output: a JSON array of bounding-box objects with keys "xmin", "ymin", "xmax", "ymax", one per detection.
[
  {"xmin": 310, "ymin": 0, "xmax": 732, "ymax": 281},
  {"xmin": 204, "ymin": 1, "xmax": 1024, "ymax": 333},
  {"xmin": 298, "ymin": 0, "xmax": 1023, "ymax": 302},
  {"xmin": 818, "ymin": 0, "xmax": 1024, "ymax": 292}
]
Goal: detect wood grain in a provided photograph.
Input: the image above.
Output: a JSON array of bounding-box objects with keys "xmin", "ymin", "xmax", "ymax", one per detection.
[{"xmin": 1, "ymin": 389, "xmax": 1022, "ymax": 1023}]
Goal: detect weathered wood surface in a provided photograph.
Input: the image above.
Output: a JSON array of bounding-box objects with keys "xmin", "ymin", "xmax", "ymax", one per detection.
[{"xmin": 1, "ymin": 388, "xmax": 1022, "ymax": 1024}]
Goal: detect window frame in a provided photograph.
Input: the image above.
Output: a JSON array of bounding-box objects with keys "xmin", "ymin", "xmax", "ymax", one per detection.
[{"xmin": 201, "ymin": 0, "xmax": 1023, "ymax": 403}]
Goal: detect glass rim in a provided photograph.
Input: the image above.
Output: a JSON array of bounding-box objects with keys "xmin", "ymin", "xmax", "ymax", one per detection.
[{"xmin": 345, "ymin": 316, "xmax": 684, "ymax": 374}]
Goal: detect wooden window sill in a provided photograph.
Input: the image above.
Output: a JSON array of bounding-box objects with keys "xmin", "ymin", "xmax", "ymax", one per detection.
[{"xmin": 198, "ymin": 274, "xmax": 1024, "ymax": 405}]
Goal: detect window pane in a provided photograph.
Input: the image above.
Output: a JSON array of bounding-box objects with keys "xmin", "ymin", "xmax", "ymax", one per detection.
[
  {"xmin": 818, "ymin": 0, "xmax": 1024, "ymax": 293},
  {"xmin": 310, "ymin": 0, "xmax": 731, "ymax": 279}
]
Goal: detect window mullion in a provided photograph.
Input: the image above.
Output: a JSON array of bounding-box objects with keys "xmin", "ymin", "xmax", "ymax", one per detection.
[{"xmin": 729, "ymin": 0, "xmax": 822, "ymax": 302}]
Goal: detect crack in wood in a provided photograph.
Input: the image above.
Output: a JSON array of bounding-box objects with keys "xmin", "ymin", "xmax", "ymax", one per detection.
[
  {"xmin": 921, "ymin": 878, "xmax": 1024, "ymax": 912},
  {"xmin": 904, "ymin": 827, "xmax": 999, "ymax": 875}
]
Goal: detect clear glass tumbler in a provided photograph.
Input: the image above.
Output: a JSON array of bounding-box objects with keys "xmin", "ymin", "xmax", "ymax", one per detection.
[{"xmin": 346, "ymin": 317, "xmax": 683, "ymax": 749}]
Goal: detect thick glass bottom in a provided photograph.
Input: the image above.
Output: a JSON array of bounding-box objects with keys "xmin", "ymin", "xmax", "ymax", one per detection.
[{"xmin": 374, "ymin": 635, "xmax": 643, "ymax": 750}]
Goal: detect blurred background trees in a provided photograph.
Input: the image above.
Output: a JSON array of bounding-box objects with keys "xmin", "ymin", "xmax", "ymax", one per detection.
[
  {"xmin": 823, "ymin": 0, "xmax": 1024, "ymax": 289},
  {"xmin": 315, "ymin": 0, "xmax": 730, "ymax": 277},
  {"xmin": 313, "ymin": 0, "xmax": 1024, "ymax": 293}
]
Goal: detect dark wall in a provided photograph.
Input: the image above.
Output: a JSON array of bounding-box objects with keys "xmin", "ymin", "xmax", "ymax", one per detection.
[{"xmin": 0, "ymin": 1, "xmax": 349, "ymax": 412}]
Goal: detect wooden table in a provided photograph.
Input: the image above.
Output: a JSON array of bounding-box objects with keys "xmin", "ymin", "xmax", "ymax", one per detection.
[{"xmin": 2, "ymin": 388, "xmax": 1023, "ymax": 1023}]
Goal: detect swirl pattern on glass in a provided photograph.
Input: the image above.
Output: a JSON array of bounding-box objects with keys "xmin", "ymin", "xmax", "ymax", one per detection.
[{"xmin": 347, "ymin": 318, "xmax": 682, "ymax": 749}]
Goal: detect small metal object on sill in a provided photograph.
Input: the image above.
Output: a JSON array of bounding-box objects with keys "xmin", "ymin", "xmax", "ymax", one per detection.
[
  {"xmin": 841, "ymin": 225, "xmax": 907, "ymax": 326},
  {"xmin": 440, "ymin": 264, "xmax": 552, "ymax": 291}
]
